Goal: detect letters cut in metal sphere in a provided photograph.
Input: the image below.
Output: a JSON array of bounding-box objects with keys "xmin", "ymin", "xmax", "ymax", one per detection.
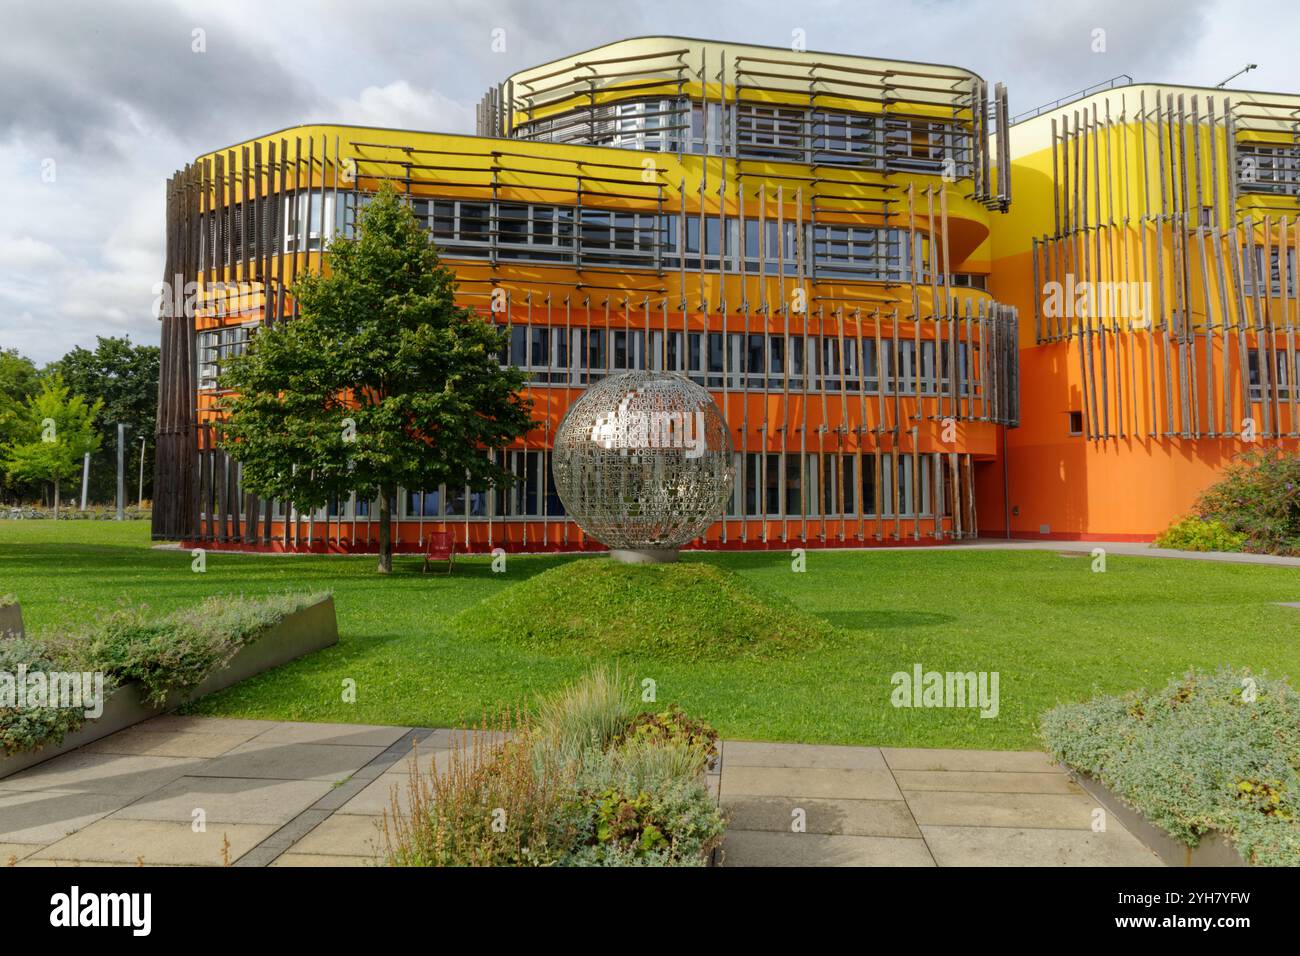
[{"xmin": 551, "ymin": 371, "xmax": 735, "ymax": 556}]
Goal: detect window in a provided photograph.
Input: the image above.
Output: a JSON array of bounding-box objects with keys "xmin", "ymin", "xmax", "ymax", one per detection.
[
  {"xmin": 283, "ymin": 192, "xmax": 334, "ymax": 252},
  {"xmin": 811, "ymin": 110, "xmax": 883, "ymax": 167},
  {"xmin": 406, "ymin": 489, "xmax": 442, "ymax": 517},
  {"xmin": 196, "ymin": 325, "xmax": 253, "ymax": 389},
  {"xmin": 1237, "ymin": 143, "xmax": 1300, "ymax": 196},
  {"xmin": 1068, "ymin": 411, "xmax": 1084, "ymax": 436},
  {"xmin": 735, "ymin": 104, "xmax": 805, "ymax": 160}
]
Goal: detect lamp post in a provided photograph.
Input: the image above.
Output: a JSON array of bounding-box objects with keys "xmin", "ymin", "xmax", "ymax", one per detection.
[
  {"xmin": 116, "ymin": 423, "xmax": 128, "ymax": 521},
  {"xmin": 138, "ymin": 437, "xmax": 147, "ymax": 508}
]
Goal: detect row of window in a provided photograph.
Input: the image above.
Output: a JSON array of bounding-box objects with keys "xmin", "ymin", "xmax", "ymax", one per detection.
[
  {"xmin": 498, "ymin": 325, "xmax": 981, "ymax": 396},
  {"xmin": 214, "ymin": 450, "xmax": 955, "ymax": 524},
  {"xmin": 201, "ymin": 191, "xmax": 956, "ymax": 282},
  {"xmin": 1237, "ymin": 143, "xmax": 1300, "ymax": 197},
  {"xmin": 196, "ymin": 322, "xmax": 983, "ymax": 397},
  {"xmin": 513, "ymin": 96, "xmax": 975, "ymax": 177},
  {"xmin": 411, "ymin": 197, "xmax": 931, "ymax": 280}
]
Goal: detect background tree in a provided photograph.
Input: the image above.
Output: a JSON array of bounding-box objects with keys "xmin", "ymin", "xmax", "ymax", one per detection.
[
  {"xmin": 0, "ymin": 349, "xmax": 41, "ymax": 503},
  {"xmin": 218, "ymin": 182, "xmax": 533, "ymax": 572},
  {"xmin": 48, "ymin": 336, "xmax": 159, "ymax": 505},
  {"xmin": 2, "ymin": 374, "xmax": 103, "ymax": 518}
]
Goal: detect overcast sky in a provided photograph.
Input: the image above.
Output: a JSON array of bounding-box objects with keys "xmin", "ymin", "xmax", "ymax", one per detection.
[{"xmin": 2, "ymin": 0, "xmax": 1297, "ymax": 364}]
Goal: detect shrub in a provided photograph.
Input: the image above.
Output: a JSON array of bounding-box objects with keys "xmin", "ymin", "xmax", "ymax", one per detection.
[
  {"xmin": 1193, "ymin": 449, "xmax": 1300, "ymax": 555},
  {"xmin": 560, "ymin": 779, "xmax": 723, "ymax": 867},
  {"xmin": 616, "ymin": 704, "xmax": 720, "ymax": 771},
  {"xmin": 1, "ymin": 591, "xmax": 327, "ymax": 754},
  {"xmin": 1041, "ymin": 668, "xmax": 1300, "ymax": 866},
  {"xmin": 382, "ymin": 670, "xmax": 725, "ymax": 867},
  {"xmin": 0, "ymin": 637, "xmax": 98, "ymax": 756},
  {"xmin": 1153, "ymin": 515, "xmax": 1247, "ymax": 552},
  {"xmin": 84, "ymin": 592, "xmax": 325, "ymax": 704}
]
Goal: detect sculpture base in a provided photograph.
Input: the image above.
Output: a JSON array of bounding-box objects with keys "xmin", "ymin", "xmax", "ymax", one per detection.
[{"xmin": 609, "ymin": 548, "xmax": 680, "ymax": 565}]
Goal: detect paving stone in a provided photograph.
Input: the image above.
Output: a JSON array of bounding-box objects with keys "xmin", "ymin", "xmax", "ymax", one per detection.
[
  {"xmin": 382, "ymin": 742, "xmax": 462, "ymax": 777},
  {"xmin": 112, "ymin": 776, "xmax": 335, "ymax": 825},
  {"xmin": 83, "ymin": 728, "xmax": 252, "ymax": 759},
  {"xmin": 231, "ymin": 846, "xmax": 284, "ymax": 868},
  {"xmin": 134, "ymin": 715, "xmax": 274, "ymax": 737},
  {"xmin": 247, "ymin": 722, "xmax": 410, "ymax": 748},
  {"xmin": 16, "ymin": 859, "xmax": 139, "ymax": 867},
  {"xmin": 257, "ymin": 809, "xmax": 333, "ymax": 849},
  {"xmin": 0, "ymin": 789, "xmax": 128, "ymax": 844},
  {"xmin": 309, "ymin": 776, "xmax": 372, "ymax": 812},
  {"xmin": 286, "ymin": 813, "xmax": 384, "ymax": 860},
  {"xmin": 720, "ymin": 830, "xmax": 933, "ymax": 867},
  {"xmin": 271, "ymin": 852, "xmax": 372, "ymax": 867},
  {"xmin": 722, "ymin": 741, "xmax": 887, "ymax": 770},
  {"xmin": 920, "ymin": 824, "xmax": 1162, "ymax": 866},
  {"xmin": 337, "ymin": 773, "xmax": 412, "ymax": 817},
  {"xmin": 0, "ymin": 842, "xmax": 40, "ymax": 864},
  {"xmin": 893, "ymin": 770, "xmax": 1081, "ymax": 794},
  {"xmin": 722, "ymin": 766, "xmax": 903, "ymax": 801},
  {"xmin": 904, "ymin": 790, "xmax": 1100, "ymax": 829},
  {"xmin": 882, "ymin": 748, "xmax": 1058, "ymax": 773},
  {"xmin": 33, "ymin": 819, "xmax": 276, "ymax": 866},
  {"xmin": 0, "ymin": 752, "xmax": 202, "ymax": 798},
  {"xmin": 188, "ymin": 741, "xmax": 386, "ymax": 782},
  {"xmin": 722, "ymin": 795, "xmax": 921, "ymax": 838}
]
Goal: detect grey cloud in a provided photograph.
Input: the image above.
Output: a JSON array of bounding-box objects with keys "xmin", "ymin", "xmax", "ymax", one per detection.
[{"xmin": 0, "ymin": 0, "xmax": 316, "ymax": 155}]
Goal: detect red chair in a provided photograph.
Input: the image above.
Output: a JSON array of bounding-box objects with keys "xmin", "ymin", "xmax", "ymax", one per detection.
[{"xmin": 422, "ymin": 531, "xmax": 455, "ymax": 574}]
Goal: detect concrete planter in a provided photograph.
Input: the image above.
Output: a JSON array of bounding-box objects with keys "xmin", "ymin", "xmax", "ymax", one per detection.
[
  {"xmin": 1070, "ymin": 770, "xmax": 1248, "ymax": 867},
  {"xmin": 0, "ymin": 601, "xmax": 22, "ymax": 639},
  {"xmin": 0, "ymin": 595, "xmax": 338, "ymax": 780}
]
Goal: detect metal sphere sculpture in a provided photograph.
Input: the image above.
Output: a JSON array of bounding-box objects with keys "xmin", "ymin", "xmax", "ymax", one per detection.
[{"xmin": 552, "ymin": 371, "xmax": 735, "ymax": 562}]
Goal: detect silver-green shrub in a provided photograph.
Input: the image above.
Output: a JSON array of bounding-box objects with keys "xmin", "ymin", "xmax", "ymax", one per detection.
[{"xmin": 1042, "ymin": 668, "xmax": 1299, "ymax": 866}]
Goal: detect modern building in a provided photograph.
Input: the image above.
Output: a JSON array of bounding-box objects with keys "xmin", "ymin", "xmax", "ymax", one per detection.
[{"xmin": 152, "ymin": 36, "xmax": 1299, "ymax": 552}]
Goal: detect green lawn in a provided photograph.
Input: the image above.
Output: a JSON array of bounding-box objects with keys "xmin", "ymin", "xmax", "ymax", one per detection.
[{"xmin": 2, "ymin": 519, "xmax": 1297, "ymax": 750}]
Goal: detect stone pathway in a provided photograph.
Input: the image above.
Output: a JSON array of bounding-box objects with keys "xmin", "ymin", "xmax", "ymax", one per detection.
[
  {"xmin": 716, "ymin": 741, "xmax": 1159, "ymax": 866},
  {"xmin": 0, "ymin": 717, "xmax": 1161, "ymax": 867}
]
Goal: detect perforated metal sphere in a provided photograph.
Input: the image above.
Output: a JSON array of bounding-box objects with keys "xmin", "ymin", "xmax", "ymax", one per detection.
[{"xmin": 552, "ymin": 371, "xmax": 735, "ymax": 551}]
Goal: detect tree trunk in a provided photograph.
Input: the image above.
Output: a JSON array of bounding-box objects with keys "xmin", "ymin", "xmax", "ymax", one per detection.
[
  {"xmin": 53, "ymin": 478, "xmax": 59, "ymax": 521},
  {"xmin": 377, "ymin": 483, "xmax": 393, "ymax": 573}
]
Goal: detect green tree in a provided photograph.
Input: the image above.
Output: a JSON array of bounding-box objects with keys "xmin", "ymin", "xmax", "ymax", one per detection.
[
  {"xmin": 2, "ymin": 375, "xmax": 103, "ymax": 518},
  {"xmin": 47, "ymin": 336, "xmax": 160, "ymax": 504},
  {"xmin": 0, "ymin": 348, "xmax": 41, "ymax": 502},
  {"xmin": 218, "ymin": 182, "xmax": 533, "ymax": 572}
]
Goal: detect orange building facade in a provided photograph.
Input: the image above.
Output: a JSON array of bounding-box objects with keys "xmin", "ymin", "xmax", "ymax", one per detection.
[
  {"xmin": 151, "ymin": 37, "xmax": 1299, "ymax": 552},
  {"xmin": 991, "ymin": 82, "xmax": 1300, "ymax": 540}
]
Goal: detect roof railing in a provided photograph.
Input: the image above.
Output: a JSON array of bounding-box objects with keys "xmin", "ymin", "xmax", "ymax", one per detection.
[{"xmin": 1010, "ymin": 74, "xmax": 1134, "ymax": 124}]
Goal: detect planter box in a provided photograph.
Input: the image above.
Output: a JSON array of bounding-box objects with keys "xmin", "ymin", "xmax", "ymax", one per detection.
[
  {"xmin": 0, "ymin": 601, "xmax": 22, "ymax": 639},
  {"xmin": 0, "ymin": 595, "xmax": 338, "ymax": 780},
  {"xmin": 1070, "ymin": 770, "xmax": 1248, "ymax": 867}
]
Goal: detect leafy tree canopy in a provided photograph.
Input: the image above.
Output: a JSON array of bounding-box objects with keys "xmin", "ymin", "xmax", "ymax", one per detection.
[{"xmin": 217, "ymin": 182, "xmax": 532, "ymax": 570}]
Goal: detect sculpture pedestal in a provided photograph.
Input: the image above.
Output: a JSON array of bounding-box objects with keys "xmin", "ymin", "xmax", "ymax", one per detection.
[{"xmin": 610, "ymin": 548, "xmax": 680, "ymax": 565}]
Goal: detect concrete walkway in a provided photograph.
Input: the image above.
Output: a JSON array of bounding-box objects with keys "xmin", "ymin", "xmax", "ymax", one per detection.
[
  {"xmin": 0, "ymin": 717, "xmax": 1161, "ymax": 867},
  {"xmin": 960, "ymin": 538, "xmax": 1300, "ymax": 567}
]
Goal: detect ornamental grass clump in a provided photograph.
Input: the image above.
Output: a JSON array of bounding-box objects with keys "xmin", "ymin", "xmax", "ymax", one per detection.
[
  {"xmin": 381, "ymin": 713, "xmax": 578, "ymax": 867},
  {"xmin": 1041, "ymin": 668, "xmax": 1300, "ymax": 866},
  {"xmin": 381, "ymin": 668, "xmax": 725, "ymax": 867}
]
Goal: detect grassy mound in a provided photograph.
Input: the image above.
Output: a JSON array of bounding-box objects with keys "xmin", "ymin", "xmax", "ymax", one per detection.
[{"xmin": 451, "ymin": 558, "xmax": 834, "ymax": 661}]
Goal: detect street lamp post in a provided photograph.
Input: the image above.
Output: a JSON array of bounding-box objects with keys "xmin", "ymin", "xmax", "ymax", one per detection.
[{"xmin": 116, "ymin": 423, "xmax": 128, "ymax": 521}]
